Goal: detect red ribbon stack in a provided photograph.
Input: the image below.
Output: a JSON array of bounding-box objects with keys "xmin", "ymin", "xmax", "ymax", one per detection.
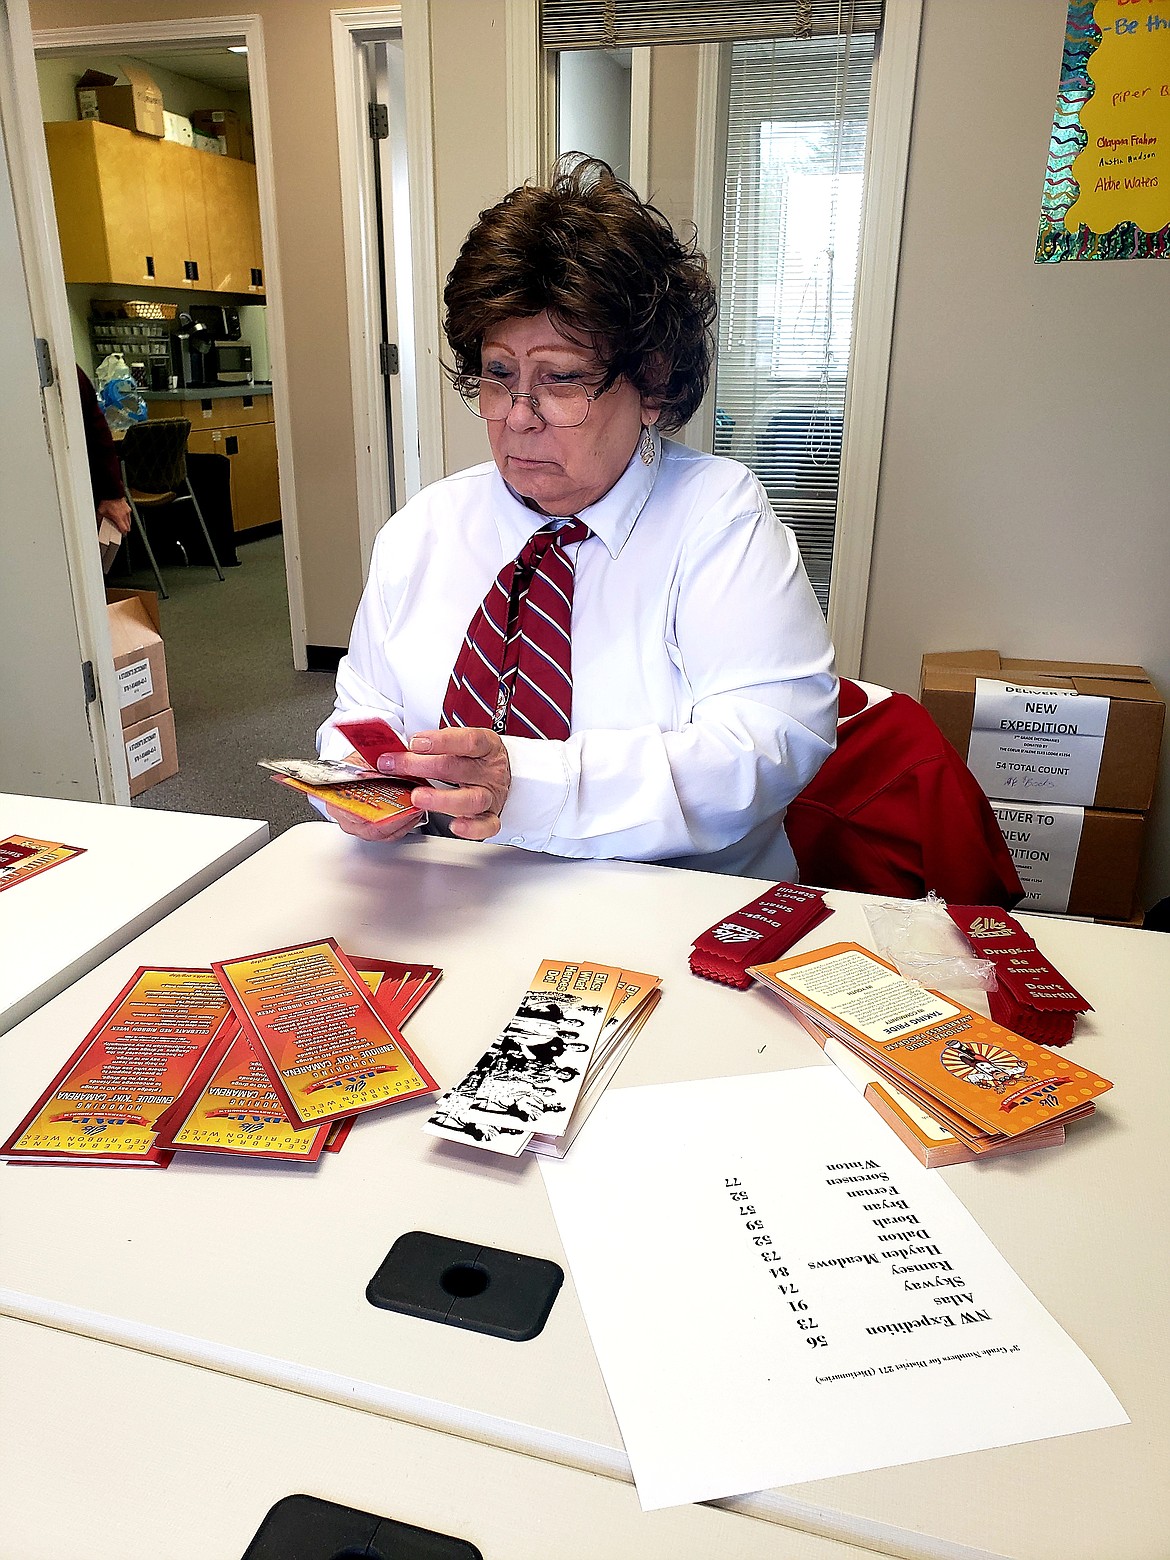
[
  {"xmin": 947, "ymin": 905, "xmax": 1092, "ymax": 1046},
  {"xmin": 690, "ymin": 883, "xmax": 832, "ymax": 990}
]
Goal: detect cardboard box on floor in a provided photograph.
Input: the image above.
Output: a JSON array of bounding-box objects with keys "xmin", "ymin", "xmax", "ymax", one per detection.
[
  {"xmin": 106, "ymin": 589, "xmax": 169, "ymax": 728},
  {"xmin": 991, "ymin": 802, "xmax": 1144, "ymax": 922},
  {"xmin": 123, "ymin": 708, "xmax": 178, "ymax": 799},
  {"xmin": 920, "ymin": 649, "xmax": 1164, "ymax": 812},
  {"xmin": 75, "ymin": 67, "xmax": 164, "ymax": 138}
]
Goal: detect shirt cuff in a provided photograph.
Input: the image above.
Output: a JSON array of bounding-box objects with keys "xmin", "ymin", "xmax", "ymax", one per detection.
[{"xmin": 497, "ymin": 737, "xmax": 572, "ymax": 849}]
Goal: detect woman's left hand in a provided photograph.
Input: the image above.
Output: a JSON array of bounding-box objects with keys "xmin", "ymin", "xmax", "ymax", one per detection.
[{"xmin": 378, "ymin": 727, "xmax": 511, "ymax": 840}]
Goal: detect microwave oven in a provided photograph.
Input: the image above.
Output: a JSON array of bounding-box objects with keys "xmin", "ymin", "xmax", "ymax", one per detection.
[{"xmin": 213, "ymin": 339, "xmax": 253, "ymax": 384}]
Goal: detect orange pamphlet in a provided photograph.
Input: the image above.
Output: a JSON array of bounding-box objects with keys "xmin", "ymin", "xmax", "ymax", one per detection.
[
  {"xmin": 320, "ymin": 960, "xmax": 440, "ymax": 1152},
  {"xmin": 273, "ymin": 774, "xmax": 423, "ymax": 826},
  {"xmin": 349, "ymin": 956, "xmax": 442, "ymax": 1028},
  {"xmin": 151, "ymin": 1018, "xmax": 330, "ymax": 1162},
  {"xmin": 0, "ymin": 968, "xmax": 233, "ymax": 1165},
  {"xmin": 863, "ymin": 1077, "xmax": 1066, "ymax": 1169},
  {"xmin": 213, "ymin": 939, "xmax": 437, "ymax": 1126},
  {"xmin": 750, "ymin": 943, "xmax": 1111, "ymax": 1141},
  {"xmin": 0, "ymin": 834, "xmax": 85, "ymax": 892}
]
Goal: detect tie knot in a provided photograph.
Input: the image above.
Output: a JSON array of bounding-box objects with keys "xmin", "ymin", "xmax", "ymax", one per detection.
[{"xmin": 519, "ymin": 519, "xmax": 591, "ymax": 571}]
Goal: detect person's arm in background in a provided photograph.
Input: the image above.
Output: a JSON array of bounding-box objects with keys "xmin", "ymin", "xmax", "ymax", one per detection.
[{"xmin": 76, "ymin": 365, "xmax": 131, "ymax": 536}]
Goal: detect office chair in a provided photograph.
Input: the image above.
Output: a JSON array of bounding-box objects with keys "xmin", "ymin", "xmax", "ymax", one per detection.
[
  {"xmin": 785, "ymin": 680, "xmax": 1025, "ymax": 909},
  {"xmin": 119, "ymin": 419, "xmax": 226, "ymax": 600}
]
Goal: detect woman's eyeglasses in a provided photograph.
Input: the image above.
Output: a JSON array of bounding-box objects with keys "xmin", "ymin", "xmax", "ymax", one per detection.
[{"xmin": 456, "ymin": 375, "xmax": 606, "ymax": 429}]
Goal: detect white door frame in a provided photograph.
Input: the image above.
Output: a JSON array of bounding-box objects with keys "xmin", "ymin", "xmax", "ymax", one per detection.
[
  {"xmin": 331, "ymin": 4, "xmax": 444, "ymax": 573},
  {"xmin": 3, "ymin": 0, "xmax": 126, "ymax": 801},
  {"xmin": 509, "ymin": 1, "xmax": 923, "ymax": 680},
  {"xmin": 32, "ymin": 12, "xmax": 309, "ymax": 670}
]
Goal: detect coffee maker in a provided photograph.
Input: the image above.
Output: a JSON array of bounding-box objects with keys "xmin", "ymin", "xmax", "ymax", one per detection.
[
  {"xmin": 175, "ymin": 309, "xmax": 215, "ymax": 389},
  {"xmin": 175, "ymin": 305, "xmax": 251, "ymax": 388}
]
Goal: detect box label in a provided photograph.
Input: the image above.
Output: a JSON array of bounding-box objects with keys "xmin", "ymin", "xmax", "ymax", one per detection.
[
  {"xmin": 117, "ymin": 656, "xmax": 153, "ymax": 709},
  {"xmin": 967, "ymin": 679, "xmax": 1108, "ymax": 806},
  {"xmin": 126, "ymin": 725, "xmax": 162, "ymax": 779},
  {"xmin": 991, "ymin": 801, "xmax": 1084, "ymax": 914}
]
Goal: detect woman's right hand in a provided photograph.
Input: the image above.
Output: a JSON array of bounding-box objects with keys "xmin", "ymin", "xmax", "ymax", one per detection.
[
  {"xmin": 324, "ymin": 747, "xmax": 422, "ymax": 844},
  {"xmin": 324, "ymin": 803, "xmax": 422, "ymax": 844}
]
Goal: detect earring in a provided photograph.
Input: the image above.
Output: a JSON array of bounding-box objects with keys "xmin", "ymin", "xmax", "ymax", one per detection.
[{"xmin": 639, "ymin": 424, "xmax": 655, "ymax": 466}]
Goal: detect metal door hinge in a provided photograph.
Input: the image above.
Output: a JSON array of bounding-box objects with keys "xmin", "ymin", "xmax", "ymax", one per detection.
[
  {"xmin": 81, "ymin": 660, "xmax": 97, "ymax": 706},
  {"xmin": 379, "ymin": 342, "xmax": 399, "ymax": 376},
  {"xmin": 34, "ymin": 337, "xmax": 54, "ymax": 389},
  {"xmin": 368, "ymin": 101, "xmax": 389, "ymax": 140}
]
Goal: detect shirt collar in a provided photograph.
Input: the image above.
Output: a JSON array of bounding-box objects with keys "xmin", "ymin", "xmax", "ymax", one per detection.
[{"xmin": 494, "ymin": 426, "xmax": 662, "ymax": 560}]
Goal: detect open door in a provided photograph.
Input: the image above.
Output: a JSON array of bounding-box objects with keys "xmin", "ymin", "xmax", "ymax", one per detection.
[{"xmin": 0, "ymin": 0, "xmax": 125, "ymax": 801}]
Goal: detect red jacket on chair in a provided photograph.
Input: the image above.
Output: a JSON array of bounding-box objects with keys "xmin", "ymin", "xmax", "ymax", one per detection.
[{"xmin": 785, "ymin": 680, "xmax": 1024, "ymax": 909}]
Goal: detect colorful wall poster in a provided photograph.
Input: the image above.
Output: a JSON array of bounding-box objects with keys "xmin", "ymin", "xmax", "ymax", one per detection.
[{"xmin": 1038, "ymin": 0, "xmax": 1170, "ymax": 261}]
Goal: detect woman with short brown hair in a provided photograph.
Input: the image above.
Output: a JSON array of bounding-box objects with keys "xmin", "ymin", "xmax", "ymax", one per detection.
[
  {"xmin": 445, "ymin": 155, "xmax": 715, "ymax": 434},
  {"xmin": 320, "ymin": 157, "xmax": 836, "ymax": 880}
]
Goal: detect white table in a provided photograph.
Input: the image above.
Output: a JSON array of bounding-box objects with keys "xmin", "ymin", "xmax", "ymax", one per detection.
[
  {"xmin": 0, "ymin": 1315, "xmax": 876, "ymax": 1560},
  {"xmin": 0, "ymin": 793, "xmax": 267, "ymax": 1035},
  {"xmin": 0, "ymin": 825, "xmax": 1166, "ymax": 1560}
]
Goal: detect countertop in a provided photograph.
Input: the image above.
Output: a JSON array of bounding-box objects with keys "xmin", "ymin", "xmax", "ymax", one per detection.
[{"xmin": 143, "ymin": 384, "xmax": 273, "ymax": 402}]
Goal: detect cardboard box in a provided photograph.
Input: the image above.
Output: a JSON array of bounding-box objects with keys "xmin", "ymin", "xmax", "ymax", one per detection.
[
  {"xmin": 189, "ymin": 108, "xmax": 246, "ymax": 160},
  {"xmin": 920, "ymin": 649, "xmax": 1164, "ymax": 812},
  {"xmin": 990, "ymin": 799, "xmax": 1144, "ymax": 921},
  {"xmin": 106, "ymin": 589, "xmax": 169, "ymax": 729},
  {"xmin": 162, "ymin": 110, "xmax": 193, "ymax": 147},
  {"xmin": 123, "ymin": 707, "xmax": 178, "ymax": 799},
  {"xmin": 75, "ymin": 66, "xmax": 164, "ymax": 138},
  {"xmin": 191, "ymin": 130, "xmax": 225, "ymax": 156}
]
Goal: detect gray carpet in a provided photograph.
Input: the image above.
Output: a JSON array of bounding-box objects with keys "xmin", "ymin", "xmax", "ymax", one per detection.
[{"xmin": 123, "ymin": 535, "xmax": 339, "ymax": 834}]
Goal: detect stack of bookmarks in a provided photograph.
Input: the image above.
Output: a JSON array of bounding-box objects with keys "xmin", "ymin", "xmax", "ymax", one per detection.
[
  {"xmin": 689, "ymin": 882, "xmax": 831, "ymax": 989},
  {"xmin": 1, "ymin": 940, "xmax": 440, "ymax": 1168},
  {"xmin": 750, "ymin": 943, "xmax": 1111, "ymax": 1168},
  {"xmin": 948, "ymin": 905, "xmax": 1091, "ymax": 1046},
  {"xmin": 260, "ymin": 758, "xmax": 424, "ymax": 829},
  {"xmin": 424, "ymin": 959, "xmax": 661, "ymax": 1159}
]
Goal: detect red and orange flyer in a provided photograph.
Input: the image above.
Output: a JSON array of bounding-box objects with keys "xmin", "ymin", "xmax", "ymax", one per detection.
[
  {"xmin": 349, "ymin": 955, "xmax": 442, "ymax": 1028},
  {"xmin": 152, "ymin": 1018, "xmax": 331, "ymax": 1162},
  {"xmin": 272, "ymin": 774, "xmax": 424, "ymax": 826},
  {"xmin": 212, "ymin": 939, "xmax": 437, "ymax": 1126},
  {"xmin": 1, "ymin": 967, "xmax": 233, "ymax": 1165},
  {"xmin": 0, "ymin": 835, "xmax": 85, "ymax": 893}
]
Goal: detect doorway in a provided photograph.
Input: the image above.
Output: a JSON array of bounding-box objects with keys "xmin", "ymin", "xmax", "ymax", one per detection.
[
  {"xmin": 331, "ymin": 9, "xmax": 442, "ymax": 573},
  {"xmin": 31, "ymin": 26, "xmax": 328, "ymax": 830}
]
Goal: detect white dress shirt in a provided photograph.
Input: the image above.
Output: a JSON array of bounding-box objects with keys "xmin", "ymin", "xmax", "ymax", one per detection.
[{"xmin": 319, "ymin": 431, "xmax": 837, "ymax": 881}]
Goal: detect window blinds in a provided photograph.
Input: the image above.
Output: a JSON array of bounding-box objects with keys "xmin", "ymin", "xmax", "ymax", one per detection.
[
  {"xmin": 542, "ymin": 1, "xmax": 881, "ymax": 49},
  {"xmin": 713, "ymin": 32, "xmax": 875, "ymax": 610}
]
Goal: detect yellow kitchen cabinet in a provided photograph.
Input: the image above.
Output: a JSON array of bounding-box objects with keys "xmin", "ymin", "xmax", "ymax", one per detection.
[
  {"xmin": 187, "ymin": 416, "xmax": 280, "ymax": 533},
  {"xmin": 199, "ymin": 154, "xmax": 256, "ymax": 294},
  {"xmin": 154, "ymin": 393, "xmax": 273, "ymax": 430},
  {"xmin": 143, "ymin": 139, "xmax": 211, "ymax": 288},
  {"xmin": 45, "ymin": 119, "xmax": 263, "ymax": 296},
  {"xmin": 44, "ymin": 119, "xmax": 154, "ymax": 286}
]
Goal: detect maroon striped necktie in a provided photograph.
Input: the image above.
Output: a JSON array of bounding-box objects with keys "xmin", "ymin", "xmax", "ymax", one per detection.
[{"xmin": 441, "ymin": 519, "xmax": 592, "ymax": 739}]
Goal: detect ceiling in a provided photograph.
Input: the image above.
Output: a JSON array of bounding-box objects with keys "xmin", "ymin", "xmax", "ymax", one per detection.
[{"xmin": 124, "ymin": 46, "xmax": 250, "ymax": 92}]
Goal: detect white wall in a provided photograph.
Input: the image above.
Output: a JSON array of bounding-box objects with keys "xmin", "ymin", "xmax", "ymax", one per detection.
[
  {"xmin": 557, "ymin": 48, "xmax": 631, "ymax": 182},
  {"xmin": 36, "ymin": 51, "xmax": 244, "ymax": 123},
  {"xmin": 861, "ymin": 0, "xmax": 1170, "ymax": 908}
]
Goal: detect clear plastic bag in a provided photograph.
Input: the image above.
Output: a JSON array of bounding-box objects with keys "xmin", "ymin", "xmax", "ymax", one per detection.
[
  {"xmin": 863, "ymin": 892, "xmax": 997, "ymax": 997},
  {"xmin": 95, "ymin": 353, "xmax": 147, "ymax": 432}
]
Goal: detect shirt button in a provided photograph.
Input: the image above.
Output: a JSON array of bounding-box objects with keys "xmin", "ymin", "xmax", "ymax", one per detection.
[{"xmin": 509, "ymin": 836, "xmax": 523, "ymax": 846}]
